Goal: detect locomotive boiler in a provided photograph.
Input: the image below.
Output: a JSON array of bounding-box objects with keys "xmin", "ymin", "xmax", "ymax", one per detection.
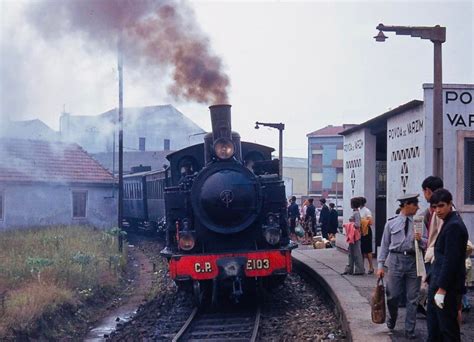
[{"xmin": 161, "ymin": 104, "xmax": 297, "ymax": 304}]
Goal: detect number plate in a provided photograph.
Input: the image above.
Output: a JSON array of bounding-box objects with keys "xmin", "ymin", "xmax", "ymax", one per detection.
[{"xmin": 246, "ymin": 258, "xmax": 270, "ymax": 270}]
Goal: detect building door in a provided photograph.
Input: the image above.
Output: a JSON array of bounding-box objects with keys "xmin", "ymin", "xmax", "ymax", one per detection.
[
  {"xmin": 375, "ymin": 160, "xmax": 387, "ymax": 256},
  {"xmin": 375, "ymin": 197, "xmax": 386, "ymax": 256}
]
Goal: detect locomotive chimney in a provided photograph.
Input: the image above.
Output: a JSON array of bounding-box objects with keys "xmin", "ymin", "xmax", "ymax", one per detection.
[{"xmin": 209, "ymin": 104, "xmax": 232, "ymax": 141}]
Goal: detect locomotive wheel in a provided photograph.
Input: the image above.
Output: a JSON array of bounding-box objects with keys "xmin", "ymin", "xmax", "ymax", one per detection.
[{"xmin": 192, "ymin": 280, "xmax": 203, "ymax": 307}]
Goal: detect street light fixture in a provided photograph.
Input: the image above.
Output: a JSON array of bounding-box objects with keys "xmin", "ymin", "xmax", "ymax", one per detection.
[
  {"xmin": 255, "ymin": 121, "xmax": 285, "ymax": 179},
  {"xmin": 374, "ymin": 23, "xmax": 446, "ymax": 178}
]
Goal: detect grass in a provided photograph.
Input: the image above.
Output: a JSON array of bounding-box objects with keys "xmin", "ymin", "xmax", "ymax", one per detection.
[{"xmin": 0, "ymin": 225, "xmax": 127, "ymax": 337}]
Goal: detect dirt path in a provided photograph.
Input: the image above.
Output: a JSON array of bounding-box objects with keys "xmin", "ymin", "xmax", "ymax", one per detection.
[{"xmin": 85, "ymin": 237, "xmax": 157, "ymax": 341}]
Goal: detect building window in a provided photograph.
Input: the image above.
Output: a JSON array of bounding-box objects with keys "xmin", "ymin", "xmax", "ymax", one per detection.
[
  {"xmin": 312, "ymin": 172, "xmax": 323, "ymax": 181},
  {"xmin": 337, "ymin": 149, "xmax": 343, "ymax": 160},
  {"xmin": 139, "ymin": 137, "xmax": 146, "ymax": 151},
  {"xmin": 164, "ymin": 139, "xmax": 170, "ymax": 150},
  {"xmin": 465, "ymin": 138, "xmax": 474, "ymax": 204},
  {"xmin": 312, "ymin": 149, "xmax": 323, "ymax": 155},
  {"xmin": 0, "ymin": 192, "xmax": 3, "ymax": 220},
  {"xmin": 337, "ymin": 172, "xmax": 343, "ymax": 183},
  {"xmin": 72, "ymin": 191, "xmax": 87, "ymax": 218}
]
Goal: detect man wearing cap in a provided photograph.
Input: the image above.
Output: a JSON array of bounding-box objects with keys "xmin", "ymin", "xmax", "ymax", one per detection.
[{"xmin": 377, "ymin": 194, "xmax": 427, "ymax": 339}]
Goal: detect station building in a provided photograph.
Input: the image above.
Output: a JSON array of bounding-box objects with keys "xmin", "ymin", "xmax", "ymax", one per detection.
[{"xmin": 338, "ymin": 84, "xmax": 473, "ymax": 251}]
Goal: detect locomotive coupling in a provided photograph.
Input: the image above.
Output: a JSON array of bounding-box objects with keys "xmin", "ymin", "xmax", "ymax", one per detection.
[{"xmin": 217, "ymin": 257, "xmax": 247, "ymax": 278}]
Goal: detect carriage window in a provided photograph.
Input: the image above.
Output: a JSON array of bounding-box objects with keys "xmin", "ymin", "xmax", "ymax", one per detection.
[
  {"xmin": 72, "ymin": 191, "xmax": 87, "ymax": 218},
  {"xmin": 137, "ymin": 183, "xmax": 142, "ymax": 199}
]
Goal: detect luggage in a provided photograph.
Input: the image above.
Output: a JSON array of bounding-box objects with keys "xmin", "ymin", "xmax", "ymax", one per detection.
[
  {"xmin": 371, "ymin": 277, "xmax": 386, "ymax": 324},
  {"xmin": 295, "ymin": 223, "xmax": 305, "ymax": 238}
]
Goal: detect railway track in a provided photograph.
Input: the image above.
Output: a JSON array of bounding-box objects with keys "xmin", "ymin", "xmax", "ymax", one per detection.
[{"xmin": 172, "ymin": 305, "xmax": 261, "ymax": 342}]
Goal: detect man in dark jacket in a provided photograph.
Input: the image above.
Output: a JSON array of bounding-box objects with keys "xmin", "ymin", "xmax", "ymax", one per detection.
[
  {"xmin": 328, "ymin": 203, "xmax": 339, "ymax": 237},
  {"xmin": 427, "ymin": 189, "xmax": 468, "ymax": 341},
  {"xmin": 319, "ymin": 198, "xmax": 330, "ymax": 238},
  {"xmin": 287, "ymin": 196, "xmax": 300, "ymax": 241},
  {"xmin": 305, "ymin": 198, "xmax": 316, "ymax": 236}
]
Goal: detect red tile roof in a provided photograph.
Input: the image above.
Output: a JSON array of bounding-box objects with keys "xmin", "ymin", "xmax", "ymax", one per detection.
[
  {"xmin": 307, "ymin": 124, "xmax": 356, "ymax": 137},
  {"xmin": 0, "ymin": 138, "xmax": 114, "ymax": 184}
]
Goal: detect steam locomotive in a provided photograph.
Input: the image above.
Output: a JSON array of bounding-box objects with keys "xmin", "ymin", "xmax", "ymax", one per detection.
[{"xmin": 160, "ymin": 104, "xmax": 296, "ymax": 304}]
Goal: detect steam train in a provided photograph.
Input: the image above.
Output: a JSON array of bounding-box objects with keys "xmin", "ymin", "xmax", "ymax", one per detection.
[{"xmin": 160, "ymin": 104, "xmax": 296, "ymax": 304}]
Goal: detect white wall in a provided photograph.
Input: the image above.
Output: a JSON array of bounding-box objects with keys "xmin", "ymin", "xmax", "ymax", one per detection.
[
  {"xmin": 342, "ymin": 128, "xmax": 376, "ymax": 223},
  {"xmin": 0, "ymin": 183, "xmax": 117, "ymax": 229},
  {"xmin": 386, "ymin": 105, "xmax": 427, "ymax": 216},
  {"xmin": 339, "ymin": 128, "xmax": 376, "ymax": 249}
]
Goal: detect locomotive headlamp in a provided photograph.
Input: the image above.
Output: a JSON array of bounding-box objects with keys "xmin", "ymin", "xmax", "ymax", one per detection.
[
  {"xmin": 213, "ymin": 138, "xmax": 235, "ymax": 160},
  {"xmin": 178, "ymin": 231, "xmax": 195, "ymax": 251},
  {"xmin": 264, "ymin": 227, "xmax": 281, "ymax": 246}
]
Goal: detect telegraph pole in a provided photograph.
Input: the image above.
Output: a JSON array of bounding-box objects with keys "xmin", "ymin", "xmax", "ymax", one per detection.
[{"xmin": 117, "ymin": 38, "xmax": 124, "ymax": 252}]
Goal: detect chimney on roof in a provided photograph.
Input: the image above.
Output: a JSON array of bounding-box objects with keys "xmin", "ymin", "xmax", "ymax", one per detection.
[
  {"xmin": 164, "ymin": 139, "xmax": 170, "ymax": 151},
  {"xmin": 139, "ymin": 137, "xmax": 145, "ymax": 151}
]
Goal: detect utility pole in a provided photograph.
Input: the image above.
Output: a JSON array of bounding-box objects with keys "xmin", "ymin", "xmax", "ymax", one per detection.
[{"xmin": 117, "ymin": 39, "xmax": 124, "ymax": 252}]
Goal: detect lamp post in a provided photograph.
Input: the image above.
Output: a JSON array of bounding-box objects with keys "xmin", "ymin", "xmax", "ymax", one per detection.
[
  {"xmin": 255, "ymin": 121, "xmax": 285, "ymax": 179},
  {"xmin": 374, "ymin": 23, "xmax": 446, "ymax": 178}
]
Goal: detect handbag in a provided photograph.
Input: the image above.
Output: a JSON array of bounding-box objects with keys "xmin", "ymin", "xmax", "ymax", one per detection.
[
  {"xmin": 371, "ymin": 277, "xmax": 386, "ymax": 324},
  {"xmin": 295, "ymin": 223, "xmax": 305, "ymax": 238}
]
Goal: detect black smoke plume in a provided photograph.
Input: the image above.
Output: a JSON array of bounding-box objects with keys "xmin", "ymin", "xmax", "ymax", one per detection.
[{"xmin": 27, "ymin": 0, "xmax": 230, "ymax": 104}]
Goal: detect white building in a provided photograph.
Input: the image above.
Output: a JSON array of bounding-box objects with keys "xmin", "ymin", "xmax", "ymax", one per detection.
[
  {"xmin": 339, "ymin": 84, "xmax": 473, "ymax": 251},
  {"xmin": 60, "ymin": 105, "xmax": 205, "ymax": 153}
]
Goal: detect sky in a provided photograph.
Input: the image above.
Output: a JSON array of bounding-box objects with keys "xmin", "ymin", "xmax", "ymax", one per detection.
[{"xmin": 1, "ymin": 0, "xmax": 473, "ymax": 158}]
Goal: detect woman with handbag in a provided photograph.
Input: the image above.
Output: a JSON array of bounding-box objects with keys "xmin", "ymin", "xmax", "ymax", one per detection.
[{"xmin": 359, "ymin": 197, "xmax": 375, "ymax": 274}]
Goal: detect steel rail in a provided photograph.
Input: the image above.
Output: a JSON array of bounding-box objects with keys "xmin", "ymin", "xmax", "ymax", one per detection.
[
  {"xmin": 250, "ymin": 305, "xmax": 261, "ymax": 342},
  {"xmin": 172, "ymin": 307, "xmax": 199, "ymax": 342},
  {"xmin": 173, "ymin": 304, "xmax": 261, "ymax": 342}
]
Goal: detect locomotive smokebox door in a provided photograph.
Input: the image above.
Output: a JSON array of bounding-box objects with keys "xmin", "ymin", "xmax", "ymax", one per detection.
[{"xmin": 191, "ymin": 162, "xmax": 262, "ymax": 234}]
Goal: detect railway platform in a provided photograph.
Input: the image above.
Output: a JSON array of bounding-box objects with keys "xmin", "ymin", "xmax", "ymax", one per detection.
[{"xmin": 292, "ymin": 246, "xmax": 474, "ymax": 342}]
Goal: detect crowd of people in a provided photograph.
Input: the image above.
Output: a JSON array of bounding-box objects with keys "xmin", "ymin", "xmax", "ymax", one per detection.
[
  {"xmin": 287, "ymin": 175, "xmax": 473, "ymax": 341},
  {"xmin": 287, "ymin": 196, "xmax": 338, "ymax": 245}
]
